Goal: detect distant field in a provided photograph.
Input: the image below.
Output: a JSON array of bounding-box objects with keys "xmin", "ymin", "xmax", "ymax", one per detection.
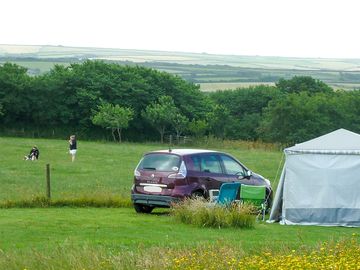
[
  {"xmin": 199, "ymin": 82, "xmax": 360, "ymax": 91},
  {"xmin": 200, "ymin": 82, "xmax": 276, "ymax": 91},
  {"xmin": 0, "ymin": 60, "xmax": 71, "ymax": 74},
  {"xmin": 331, "ymin": 82, "xmax": 360, "ymax": 90},
  {"xmin": 2, "ymin": 44, "xmax": 360, "ymax": 70},
  {"xmin": 2, "ymin": 44, "xmax": 360, "ymax": 90}
]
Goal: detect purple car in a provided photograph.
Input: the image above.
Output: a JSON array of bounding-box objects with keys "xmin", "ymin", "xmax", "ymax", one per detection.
[{"xmin": 131, "ymin": 149, "xmax": 272, "ymax": 213}]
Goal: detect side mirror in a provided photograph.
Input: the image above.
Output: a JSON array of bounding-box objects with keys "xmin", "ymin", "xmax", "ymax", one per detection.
[{"xmin": 237, "ymin": 170, "xmax": 252, "ymax": 179}]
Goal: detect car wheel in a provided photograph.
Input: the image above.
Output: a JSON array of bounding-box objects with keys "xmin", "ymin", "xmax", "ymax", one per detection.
[
  {"xmin": 134, "ymin": 203, "xmax": 154, "ymax": 214},
  {"xmin": 191, "ymin": 191, "xmax": 205, "ymax": 200}
]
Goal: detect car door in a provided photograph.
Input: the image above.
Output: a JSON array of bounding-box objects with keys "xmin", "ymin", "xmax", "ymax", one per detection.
[
  {"xmin": 189, "ymin": 153, "xmax": 229, "ymax": 192},
  {"xmin": 219, "ymin": 154, "xmax": 254, "ymax": 185}
]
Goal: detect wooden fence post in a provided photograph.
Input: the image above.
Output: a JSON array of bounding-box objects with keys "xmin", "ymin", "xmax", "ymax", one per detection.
[{"xmin": 46, "ymin": 164, "xmax": 51, "ymax": 199}]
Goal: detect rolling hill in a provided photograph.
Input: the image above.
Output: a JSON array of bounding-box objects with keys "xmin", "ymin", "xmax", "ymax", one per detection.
[{"xmin": 1, "ymin": 44, "xmax": 360, "ymax": 91}]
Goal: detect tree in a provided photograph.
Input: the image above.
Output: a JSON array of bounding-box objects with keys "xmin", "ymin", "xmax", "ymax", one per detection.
[
  {"xmin": 0, "ymin": 60, "xmax": 212, "ymax": 140},
  {"xmin": 188, "ymin": 119, "xmax": 208, "ymax": 138},
  {"xmin": 258, "ymin": 92, "xmax": 339, "ymax": 143},
  {"xmin": 206, "ymin": 104, "xmax": 230, "ymax": 139},
  {"xmin": 209, "ymin": 85, "xmax": 281, "ymax": 140},
  {"xmin": 142, "ymin": 96, "xmax": 178, "ymax": 143},
  {"xmin": 0, "ymin": 63, "xmax": 32, "ymax": 126},
  {"xmin": 92, "ymin": 103, "xmax": 134, "ymax": 142},
  {"xmin": 276, "ymin": 76, "xmax": 333, "ymax": 94},
  {"xmin": 172, "ymin": 113, "xmax": 189, "ymax": 142}
]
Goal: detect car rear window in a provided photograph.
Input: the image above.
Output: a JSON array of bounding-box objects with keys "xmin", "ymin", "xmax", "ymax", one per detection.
[{"xmin": 138, "ymin": 154, "xmax": 181, "ymax": 171}]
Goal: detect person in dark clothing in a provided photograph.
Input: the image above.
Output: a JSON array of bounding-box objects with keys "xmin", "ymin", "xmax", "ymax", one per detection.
[
  {"xmin": 24, "ymin": 146, "xmax": 39, "ymax": 160},
  {"xmin": 69, "ymin": 135, "xmax": 77, "ymax": 162}
]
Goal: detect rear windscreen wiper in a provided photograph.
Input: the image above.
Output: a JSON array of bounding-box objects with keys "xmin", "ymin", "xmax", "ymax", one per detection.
[{"xmin": 143, "ymin": 167, "xmax": 156, "ymax": 170}]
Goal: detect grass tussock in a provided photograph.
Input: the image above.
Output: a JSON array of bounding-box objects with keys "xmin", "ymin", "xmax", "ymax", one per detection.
[
  {"xmin": 171, "ymin": 198, "xmax": 256, "ymax": 229},
  {"xmin": 0, "ymin": 195, "xmax": 132, "ymax": 208}
]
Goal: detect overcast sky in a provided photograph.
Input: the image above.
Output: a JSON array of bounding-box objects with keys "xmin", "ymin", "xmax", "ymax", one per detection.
[{"xmin": 1, "ymin": 0, "xmax": 359, "ymax": 58}]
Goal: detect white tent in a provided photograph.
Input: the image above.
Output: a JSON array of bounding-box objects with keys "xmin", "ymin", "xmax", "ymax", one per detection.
[{"xmin": 269, "ymin": 128, "xmax": 360, "ymax": 226}]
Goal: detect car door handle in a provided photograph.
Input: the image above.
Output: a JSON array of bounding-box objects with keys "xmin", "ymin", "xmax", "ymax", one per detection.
[{"xmin": 205, "ymin": 177, "xmax": 212, "ymax": 181}]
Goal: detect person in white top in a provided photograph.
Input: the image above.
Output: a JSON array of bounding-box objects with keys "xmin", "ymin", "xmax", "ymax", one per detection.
[{"xmin": 69, "ymin": 135, "xmax": 77, "ymax": 162}]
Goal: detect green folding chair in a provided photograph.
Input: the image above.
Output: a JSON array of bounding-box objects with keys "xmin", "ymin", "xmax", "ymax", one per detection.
[{"xmin": 239, "ymin": 184, "xmax": 267, "ymax": 221}]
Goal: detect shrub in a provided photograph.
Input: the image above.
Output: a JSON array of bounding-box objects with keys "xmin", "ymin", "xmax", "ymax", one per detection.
[{"xmin": 171, "ymin": 198, "xmax": 255, "ymax": 229}]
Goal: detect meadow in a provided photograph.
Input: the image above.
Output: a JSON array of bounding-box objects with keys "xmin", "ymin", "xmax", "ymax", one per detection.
[
  {"xmin": 1, "ymin": 136, "xmax": 360, "ymax": 269},
  {"xmin": 0, "ymin": 137, "xmax": 282, "ymax": 202}
]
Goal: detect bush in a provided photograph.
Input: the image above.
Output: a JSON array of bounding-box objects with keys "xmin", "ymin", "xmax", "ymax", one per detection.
[{"xmin": 171, "ymin": 198, "xmax": 255, "ymax": 229}]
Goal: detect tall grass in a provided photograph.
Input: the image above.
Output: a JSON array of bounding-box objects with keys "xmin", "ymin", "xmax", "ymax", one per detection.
[
  {"xmin": 0, "ymin": 243, "xmax": 168, "ymax": 270},
  {"xmin": 171, "ymin": 198, "xmax": 256, "ymax": 229},
  {"xmin": 185, "ymin": 135, "xmax": 284, "ymax": 151},
  {"xmin": 0, "ymin": 195, "xmax": 132, "ymax": 208},
  {"xmin": 1, "ymin": 237, "xmax": 359, "ymax": 270}
]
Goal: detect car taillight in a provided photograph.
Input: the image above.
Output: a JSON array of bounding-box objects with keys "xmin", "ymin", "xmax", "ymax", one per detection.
[{"xmin": 168, "ymin": 161, "xmax": 187, "ymax": 179}]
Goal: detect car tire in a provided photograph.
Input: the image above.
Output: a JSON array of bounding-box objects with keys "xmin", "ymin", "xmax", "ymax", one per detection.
[
  {"xmin": 134, "ymin": 203, "xmax": 154, "ymax": 214},
  {"xmin": 191, "ymin": 191, "xmax": 205, "ymax": 199}
]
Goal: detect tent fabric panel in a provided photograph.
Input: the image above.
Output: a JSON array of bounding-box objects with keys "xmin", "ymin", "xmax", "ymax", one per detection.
[
  {"xmin": 284, "ymin": 154, "xmax": 360, "ymax": 210},
  {"xmin": 268, "ymin": 165, "xmax": 286, "ymax": 222},
  {"xmin": 283, "ymin": 208, "xmax": 360, "ymax": 227}
]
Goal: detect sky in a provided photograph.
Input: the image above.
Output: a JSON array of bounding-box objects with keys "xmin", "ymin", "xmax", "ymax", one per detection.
[{"xmin": 1, "ymin": 0, "xmax": 360, "ymax": 58}]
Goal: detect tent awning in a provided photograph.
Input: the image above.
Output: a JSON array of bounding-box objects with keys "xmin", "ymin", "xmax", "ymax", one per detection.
[
  {"xmin": 269, "ymin": 128, "xmax": 360, "ymax": 227},
  {"xmin": 285, "ymin": 149, "xmax": 360, "ymax": 155},
  {"xmin": 286, "ymin": 128, "xmax": 360, "ymax": 152}
]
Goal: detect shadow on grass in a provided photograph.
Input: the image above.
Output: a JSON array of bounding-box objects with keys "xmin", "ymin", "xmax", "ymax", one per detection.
[{"xmin": 150, "ymin": 210, "xmax": 171, "ymax": 216}]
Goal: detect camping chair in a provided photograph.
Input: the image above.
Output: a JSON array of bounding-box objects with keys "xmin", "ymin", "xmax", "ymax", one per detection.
[
  {"xmin": 209, "ymin": 189, "xmax": 220, "ymax": 203},
  {"xmin": 216, "ymin": 182, "xmax": 241, "ymax": 205},
  {"xmin": 239, "ymin": 184, "xmax": 267, "ymax": 221}
]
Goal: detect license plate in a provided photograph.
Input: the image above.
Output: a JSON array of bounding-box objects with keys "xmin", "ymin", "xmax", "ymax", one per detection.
[{"xmin": 144, "ymin": 186, "xmax": 162, "ymax": 193}]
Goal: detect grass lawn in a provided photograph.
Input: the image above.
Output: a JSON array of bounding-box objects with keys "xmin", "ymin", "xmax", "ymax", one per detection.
[
  {"xmin": 0, "ymin": 208, "xmax": 359, "ymax": 253},
  {"xmin": 1, "ymin": 137, "xmax": 360, "ymax": 269},
  {"xmin": 0, "ymin": 137, "xmax": 282, "ymax": 202}
]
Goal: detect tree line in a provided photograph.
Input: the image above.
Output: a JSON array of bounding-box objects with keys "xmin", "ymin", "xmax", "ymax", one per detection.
[{"xmin": 1, "ymin": 60, "xmax": 359, "ymax": 144}]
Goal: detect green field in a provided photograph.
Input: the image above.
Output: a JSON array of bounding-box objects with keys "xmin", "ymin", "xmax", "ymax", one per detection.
[
  {"xmin": 199, "ymin": 82, "xmax": 276, "ymax": 92},
  {"xmin": 0, "ymin": 137, "xmax": 282, "ymax": 202},
  {"xmin": 2, "ymin": 45, "xmax": 360, "ymax": 70},
  {"xmin": 2, "ymin": 44, "xmax": 360, "ymax": 91},
  {"xmin": 1, "ymin": 137, "xmax": 360, "ymax": 269}
]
